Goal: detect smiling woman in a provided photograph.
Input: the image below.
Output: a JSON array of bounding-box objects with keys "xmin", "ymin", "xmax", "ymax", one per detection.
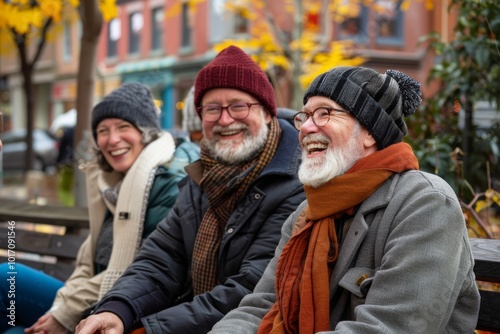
[
  {"xmin": 95, "ymin": 118, "xmax": 145, "ymax": 173},
  {"xmin": 0, "ymin": 83, "xmax": 189, "ymax": 334}
]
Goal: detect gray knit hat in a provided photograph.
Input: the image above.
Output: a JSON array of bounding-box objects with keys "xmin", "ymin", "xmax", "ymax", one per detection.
[
  {"xmin": 92, "ymin": 82, "xmax": 161, "ymax": 140},
  {"xmin": 303, "ymin": 66, "xmax": 422, "ymax": 149}
]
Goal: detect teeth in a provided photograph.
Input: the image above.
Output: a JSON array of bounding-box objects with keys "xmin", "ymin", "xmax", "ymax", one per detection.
[
  {"xmin": 306, "ymin": 143, "xmax": 327, "ymax": 153},
  {"xmin": 220, "ymin": 129, "xmax": 241, "ymax": 136},
  {"xmin": 110, "ymin": 148, "xmax": 128, "ymax": 156}
]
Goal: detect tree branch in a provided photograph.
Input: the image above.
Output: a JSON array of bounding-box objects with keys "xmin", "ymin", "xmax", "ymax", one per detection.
[{"xmin": 31, "ymin": 17, "xmax": 53, "ymax": 67}]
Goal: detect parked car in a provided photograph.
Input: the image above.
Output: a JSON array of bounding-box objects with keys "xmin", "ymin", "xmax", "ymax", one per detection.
[{"xmin": 0, "ymin": 129, "xmax": 59, "ymax": 172}]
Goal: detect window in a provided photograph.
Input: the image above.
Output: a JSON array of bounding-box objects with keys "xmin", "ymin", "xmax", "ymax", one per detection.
[
  {"xmin": 208, "ymin": 0, "xmax": 249, "ymax": 44},
  {"xmin": 107, "ymin": 18, "xmax": 120, "ymax": 58},
  {"xmin": 151, "ymin": 7, "xmax": 164, "ymax": 51},
  {"xmin": 375, "ymin": 0, "xmax": 403, "ymax": 45},
  {"xmin": 129, "ymin": 12, "xmax": 143, "ymax": 54},
  {"xmin": 63, "ymin": 22, "xmax": 72, "ymax": 61},
  {"xmin": 337, "ymin": 4, "xmax": 369, "ymax": 44},
  {"xmin": 181, "ymin": 2, "xmax": 192, "ymax": 48},
  {"xmin": 336, "ymin": 2, "xmax": 403, "ymax": 46}
]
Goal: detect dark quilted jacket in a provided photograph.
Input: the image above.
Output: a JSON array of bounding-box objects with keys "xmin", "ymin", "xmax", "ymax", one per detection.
[{"xmin": 94, "ymin": 118, "xmax": 306, "ymax": 333}]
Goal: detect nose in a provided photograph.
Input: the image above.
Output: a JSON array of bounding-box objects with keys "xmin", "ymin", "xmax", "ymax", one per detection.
[
  {"xmin": 107, "ymin": 129, "xmax": 121, "ymax": 145},
  {"xmin": 217, "ymin": 108, "xmax": 235, "ymax": 125},
  {"xmin": 299, "ymin": 115, "xmax": 320, "ymax": 134}
]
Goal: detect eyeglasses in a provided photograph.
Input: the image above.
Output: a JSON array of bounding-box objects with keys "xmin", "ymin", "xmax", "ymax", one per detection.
[
  {"xmin": 293, "ymin": 107, "xmax": 347, "ymax": 130},
  {"xmin": 197, "ymin": 102, "xmax": 261, "ymax": 122}
]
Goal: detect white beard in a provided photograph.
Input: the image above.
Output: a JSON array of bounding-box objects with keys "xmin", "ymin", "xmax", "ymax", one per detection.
[
  {"xmin": 203, "ymin": 110, "xmax": 269, "ymax": 165},
  {"xmin": 298, "ymin": 123, "xmax": 363, "ymax": 188}
]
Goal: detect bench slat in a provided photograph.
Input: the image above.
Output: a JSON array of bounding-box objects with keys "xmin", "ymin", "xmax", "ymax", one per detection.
[
  {"xmin": 0, "ymin": 227, "xmax": 86, "ymax": 259},
  {"xmin": 470, "ymin": 238, "xmax": 500, "ymax": 283},
  {"xmin": 0, "ymin": 199, "xmax": 88, "ymax": 228},
  {"xmin": 477, "ymin": 290, "xmax": 500, "ymax": 333}
]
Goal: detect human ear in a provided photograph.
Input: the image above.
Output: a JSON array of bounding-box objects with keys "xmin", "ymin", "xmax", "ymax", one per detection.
[{"xmin": 363, "ymin": 132, "xmax": 377, "ymax": 149}]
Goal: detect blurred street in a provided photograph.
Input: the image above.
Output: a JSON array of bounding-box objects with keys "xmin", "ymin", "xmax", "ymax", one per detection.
[{"xmin": 0, "ymin": 170, "xmax": 61, "ymax": 206}]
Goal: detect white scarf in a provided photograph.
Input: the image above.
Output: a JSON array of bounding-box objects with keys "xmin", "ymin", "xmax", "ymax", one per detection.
[{"xmin": 97, "ymin": 132, "xmax": 176, "ymax": 298}]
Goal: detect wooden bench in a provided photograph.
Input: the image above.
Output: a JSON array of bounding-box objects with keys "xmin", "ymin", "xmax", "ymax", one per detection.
[
  {"xmin": 470, "ymin": 237, "xmax": 500, "ymax": 333},
  {"xmin": 0, "ymin": 199, "xmax": 498, "ymax": 331},
  {"xmin": 0, "ymin": 199, "xmax": 88, "ymax": 281}
]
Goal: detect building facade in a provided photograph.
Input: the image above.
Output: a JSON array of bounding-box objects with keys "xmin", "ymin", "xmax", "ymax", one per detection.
[{"xmin": 0, "ymin": 0, "xmax": 464, "ymax": 134}]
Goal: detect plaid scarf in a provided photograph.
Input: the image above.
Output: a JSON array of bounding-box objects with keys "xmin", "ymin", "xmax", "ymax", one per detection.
[{"xmin": 192, "ymin": 117, "xmax": 281, "ymax": 295}]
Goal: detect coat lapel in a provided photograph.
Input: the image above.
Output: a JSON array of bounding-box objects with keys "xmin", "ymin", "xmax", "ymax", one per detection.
[{"xmin": 328, "ymin": 175, "xmax": 398, "ymax": 325}]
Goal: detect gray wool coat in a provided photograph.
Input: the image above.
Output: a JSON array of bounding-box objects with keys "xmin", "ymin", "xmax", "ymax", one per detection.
[{"xmin": 210, "ymin": 170, "xmax": 480, "ymax": 334}]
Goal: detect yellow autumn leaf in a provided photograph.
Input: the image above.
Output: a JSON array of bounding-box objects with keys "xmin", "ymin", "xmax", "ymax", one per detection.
[
  {"xmin": 41, "ymin": 0, "xmax": 63, "ymax": 22},
  {"xmin": 272, "ymin": 55, "xmax": 290, "ymax": 69},
  {"xmin": 0, "ymin": 3, "xmax": 10, "ymax": 29},
  {"xmin": 165, "ymin": 3, "xmax": 181, "ymax": 19},
  {"xmin": 474, "ymin": 200, "xmax": 490, "ymax": 213},
  {"xmin": 492, "ymin": 193, "xmax": 500, "ymax": 206},
  {"xmin": 12, "ymin": 0, "xmax": 30, "ymax": 5},
  {"xmin": 100, "ymin": 0, "xmax": 118, "ymax": 22}
]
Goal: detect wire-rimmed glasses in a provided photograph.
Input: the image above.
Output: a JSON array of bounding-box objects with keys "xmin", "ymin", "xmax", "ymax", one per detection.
[
  {"xmin": 197, "ymin": 102, "xmax": 261, "ymax": 122},
  {"xmin": 293, "ymin": 107, "xmax": 347, "ymax": 130}
]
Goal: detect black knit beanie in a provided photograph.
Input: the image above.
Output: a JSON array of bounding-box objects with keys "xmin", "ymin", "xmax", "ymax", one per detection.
[
  {"xmin": 92, "ymin": 82, "xmax": 161, "ymax": 140},
  {"xmin": 303, "ymin": 66, "xmax": 422, "ymax": 149}
]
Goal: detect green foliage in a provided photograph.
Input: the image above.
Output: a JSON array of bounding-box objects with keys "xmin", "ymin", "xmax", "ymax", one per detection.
[
  {"xmin": 407, "ymin": 102, "xmax": 500, "ymax": 204},
  {"xmin": 405, "ymin": 102, "xmax": 463, "ymax": 193},
  {"xmin": 412, "ymin": 0, "xmax": 500, "ymax": 206},
  {"xmin": 418, "ymin": 0, "xmax": 500, "ymax": 106}
]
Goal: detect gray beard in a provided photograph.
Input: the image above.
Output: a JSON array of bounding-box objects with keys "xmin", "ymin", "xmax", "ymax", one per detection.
[
  {"xmin": 202, "ymin": 111, "xmax": 269, "ymax": 165},
  {"xmin": 298, "ymin": 124, "xmax": 362, "ymax": 188}
]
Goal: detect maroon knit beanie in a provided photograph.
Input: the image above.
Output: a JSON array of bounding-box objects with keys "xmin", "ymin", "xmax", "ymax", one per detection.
[{"xmin": 194, "ymin": 45, "xmax": 277, "ymax": 117}]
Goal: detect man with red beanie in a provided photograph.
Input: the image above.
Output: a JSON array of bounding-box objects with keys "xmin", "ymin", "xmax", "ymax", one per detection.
[{"xmin": 75, "ymin": 45, "xmax": 305, "ymax": 334}]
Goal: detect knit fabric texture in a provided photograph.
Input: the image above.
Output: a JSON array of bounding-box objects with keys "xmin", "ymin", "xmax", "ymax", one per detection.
[
  {"xmin": 92, "ymin": 82, "xmax": 161, "ymax": 140},
  {"xmin": 194, "ymin": 45, "xmax": 277, "ymax": 117},
  {"xmin": 182, "ymin": 86, "xmax": 202, "ymax": 133},
  {"xmin": 303, "ymin": 66, "xmax": 422, "ymax": 149}
]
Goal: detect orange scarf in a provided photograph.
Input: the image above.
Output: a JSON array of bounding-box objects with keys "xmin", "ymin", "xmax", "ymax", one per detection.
[{"xmin": 257, "ymin": 142, "xmax": 419, "ymax": 334}]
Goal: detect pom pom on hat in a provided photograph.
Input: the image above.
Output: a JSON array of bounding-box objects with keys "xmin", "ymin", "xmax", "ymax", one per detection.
[
  {"xmin": 386, "ymin": 69, "xmax": 422, "ymax": 117},
  {"xmin": 92, "ymin": 83, "xmax": 161, "ymax": 141},
  {"xmin": 303, "ymin": 66, "xmax": 422, "ymax": 149},
  {"xmin": 194, "ymin": 45, "xmax": 277, "ymax": 117}
]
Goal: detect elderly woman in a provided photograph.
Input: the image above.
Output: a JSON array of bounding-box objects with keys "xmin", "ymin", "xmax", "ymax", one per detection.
[{"xmin": 0, "ymin": 83, "xmax": 185, "ymax": 334}]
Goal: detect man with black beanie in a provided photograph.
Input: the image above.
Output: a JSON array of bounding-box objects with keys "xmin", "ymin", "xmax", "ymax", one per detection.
[
  {"xmin": 209, "ymin": 66, "xmax": 480, "ymax": 334},
  {"xmin": 76, "ymin": 45, "xmax": 305, "ymax": 333}
]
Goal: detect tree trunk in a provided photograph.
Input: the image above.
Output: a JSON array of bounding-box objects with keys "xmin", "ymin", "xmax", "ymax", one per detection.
[
  {"xmin": 14, "ymin": 21, "xmax": 52, "ymax": 174},
  {"xmin": 73, "ymin": 0, "xmax": 103, "ymax": 207},
  {"xmin": 21, "ymin": 64, "xmax": 34, "ymax": 173}
]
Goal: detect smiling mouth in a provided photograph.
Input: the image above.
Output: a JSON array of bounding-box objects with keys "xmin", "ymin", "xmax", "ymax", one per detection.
[
  {"xmin": 110, "ymin": 148, "xmax": 129, "ymax": 156},
  {"xmin": 217, "ymin": 127, "xmax": 247, "ymax": 137},
  {"xmin": 305, "ymin": 142, "xmax": 328, "ymax": 154}
]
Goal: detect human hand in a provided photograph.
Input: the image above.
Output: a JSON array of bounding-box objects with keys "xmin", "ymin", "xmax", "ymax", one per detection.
[
  {"xmin": 25, "ymin": 314, "xmax": 67, "ymax": 334},
  {"xmin": 75, "ymin": 312, "xmax": 124, "ymax": 334}
]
